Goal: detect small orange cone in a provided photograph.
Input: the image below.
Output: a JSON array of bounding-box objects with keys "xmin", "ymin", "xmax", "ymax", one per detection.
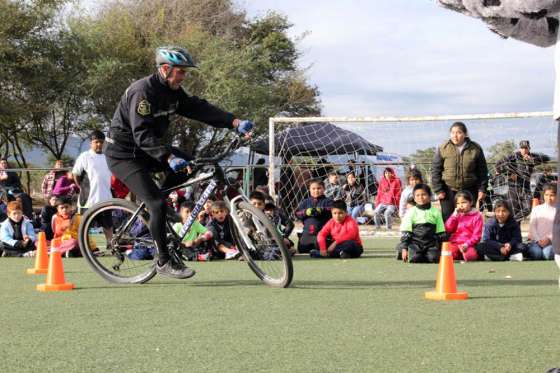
[
  {"xmin": 37, "ymin": 248, "xmax": 74, "ymax": 292},
  {"xmin": 26, "ymin": 232, "xmax": 49, "ymax": 275},
  {"xmin": 425, "ymin": 242, "xmax": 468, "ymax": 301}
]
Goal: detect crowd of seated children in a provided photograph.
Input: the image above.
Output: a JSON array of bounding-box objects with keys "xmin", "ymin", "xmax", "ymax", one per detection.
[
  {"xmin": 173, "ymin": 201, "xmax": 213, "ymax": 261},
  {"xmin": 396, "ymin": 184, "xmax": 445, "ymax": 264},
  {"xmin": 206, "ymin": 201, "xmax": 241, "ymax": 260},
  {"xmin": 476, "ymin": 199, "xmax": 524, "ymax": 262},
  {"xmin": 295, "ymin": 179, "xmax": 333, "ymax": 253},
  {"xmin": 0, "ymin": 201, "xmax": 36, "ymax": 257},
  {"xmin": 373, "ymin": 167, "xmax": 402, "ymax": 230},
  {"xmin": 444, "ymin": 191, "xmax": 484, "ymax": 262},
  {"xmin": 314, "ymin": 199, "xmax": 363, "ymax": 259},
  {"xmin": 526, "ymin": 183, "xmax": 556, "ymax": 260}
]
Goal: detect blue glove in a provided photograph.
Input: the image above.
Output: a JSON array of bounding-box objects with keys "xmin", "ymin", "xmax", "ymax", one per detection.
[
  {"xmin": 236, "ymin": 120, "xmax": 253, "ymax": 135},
  {"xmin": 168, "ymin": 156, "xmax": 189, "ymax": 173}
]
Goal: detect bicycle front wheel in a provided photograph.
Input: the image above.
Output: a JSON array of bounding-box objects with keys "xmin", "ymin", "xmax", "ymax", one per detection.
[
  {"xmin": 230, "ymin": 201, "xmax": 293, "ymax": 288},
  {"xmin": 78, "ymin": 199, "xmax": 157, "ymax": 284}
]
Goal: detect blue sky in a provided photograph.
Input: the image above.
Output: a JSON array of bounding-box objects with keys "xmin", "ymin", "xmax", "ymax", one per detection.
[{"xmin": 242, "ymin": 0, "xmax": 555, "ymax": 117}]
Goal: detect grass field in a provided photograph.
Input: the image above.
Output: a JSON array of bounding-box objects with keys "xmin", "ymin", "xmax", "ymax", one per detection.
[{"xmin": 1, "ymin": 238, "xmax": 559, "ymax": 373}]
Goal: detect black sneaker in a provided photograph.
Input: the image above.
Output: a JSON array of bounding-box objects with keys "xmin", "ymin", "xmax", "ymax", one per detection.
[
  {"xmin": 340, "ymin": 251, "xmax": 350, "ymax": 259},
  {"xmin": 156, "ymin": 259, "xmax": 196, "ymax": 279}
]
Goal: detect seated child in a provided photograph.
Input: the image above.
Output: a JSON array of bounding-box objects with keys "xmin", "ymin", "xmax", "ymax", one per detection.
[
  {"xmin": 399, "ymin": 168, "xmax": 423, "ymax": 218},
  {"xmin": 173, "ymin": 201, "xmax": 213, "ymax": 261},
  {"xmin": 396, "ymin": 184, "xmax": 445, "ymax": 263},
  {"xmin": 51, "ymin": 196, "xmax": 80, "ymax": 256},
  {"xmin": 373, "ymin": 167, "xmax": 401, "ymax": 230},
  {"xmin": 264, "ymin": 202, "xmax": 296, "ymax": 255},
  {"xmin": 314, "ymin": 199, "xmax": 363, "ymax": 259},
  {"xmin": 249, "ymin": 190, "xmax": 267, "ymax": 211},
  {"xmin": 40, "ymin": 195, "xmax": 58, "ymax": 240},
  {"xmin": 526, "ymin": 183, "xmax": 556, "ymax": 260},
  {"xmin": 0, "ymin": 201, "xmax": 36, "ymax": 256},
  {"xmin": 52, "ymin": 171, "xmax": 79, "ymax": 197},
  {"xmin": 206, "ymin": 201, "xmax": 241, "ymax": 260},
  {"xmin": 198, "ymin": 198, "xmax": 214, "ymax": 226},
  {"xmin": 127, "ymin": 218, "xmax": 155, "ymax": 260},
  {"xmin": 324, "ymin": 171, "xmax": 343, "ymax": 200},
  {"xmin": 475, "ymin": 199, "xmax": 524, "ymax": 261},
  {"xmin": 444, "ymin": 190, "xmax": 483, "ymax": 261},
  {"xmin": 295, "ymin": 179, "xmax": 333, "ymax": 253}
]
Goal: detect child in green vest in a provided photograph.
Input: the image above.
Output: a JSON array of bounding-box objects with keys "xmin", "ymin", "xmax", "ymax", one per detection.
[{"xmin": 173, "ymin": 201, "xmax": 213, "ymax": 261}]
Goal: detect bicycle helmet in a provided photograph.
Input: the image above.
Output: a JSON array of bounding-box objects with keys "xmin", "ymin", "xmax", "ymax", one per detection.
[{"xmin": 155, "ymin": 46, "xmax": 197, "ymax": 68}]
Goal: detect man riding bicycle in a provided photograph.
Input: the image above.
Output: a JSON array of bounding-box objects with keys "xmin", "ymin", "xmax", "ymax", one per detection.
[{"xmin": 104, "ymin": 46, "xmax": 253, "ymax": 279}]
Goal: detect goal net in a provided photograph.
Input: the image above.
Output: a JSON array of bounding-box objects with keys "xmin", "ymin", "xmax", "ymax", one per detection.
[{"xmin": 265, "ymin": 112, "xmax": 557, "ymax": 223}]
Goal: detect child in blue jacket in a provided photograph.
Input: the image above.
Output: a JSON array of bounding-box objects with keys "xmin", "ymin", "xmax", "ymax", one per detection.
[
  {"xmin": 476, "ymin": 200, "xmax": 525, "ymax": 261},
  {"xmin": 0, "ymin": 201, "xmax": 36, "ymax": 256}
]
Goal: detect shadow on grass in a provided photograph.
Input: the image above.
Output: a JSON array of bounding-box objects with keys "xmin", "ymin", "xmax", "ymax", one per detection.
[
  {"xmin": 291, "ymin": 278, "xmax": 558, "ymax": 290},
  {"xmin": 76, "ymin": 279, "xmax": 263, "ymax": 290}
]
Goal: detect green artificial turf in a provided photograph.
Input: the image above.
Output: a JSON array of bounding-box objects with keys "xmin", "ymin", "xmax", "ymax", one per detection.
[{"xmin": 1, "ymin": 243, "xmax": 559, "ymax": 373}]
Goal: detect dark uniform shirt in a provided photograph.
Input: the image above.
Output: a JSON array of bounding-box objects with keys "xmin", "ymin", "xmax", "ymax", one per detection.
[{"xmin": 105, "ymin": 72, "xmax": 235, "ymax": 163}]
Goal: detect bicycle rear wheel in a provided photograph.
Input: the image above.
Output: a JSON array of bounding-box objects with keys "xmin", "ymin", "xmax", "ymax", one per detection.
[
  {"xmin": 230, "ymin": 201, "xmax": 293, "ymax": 288},
  {"xmin": 78, "ymin": 199, "xmax": 157, "ymax": 284}
]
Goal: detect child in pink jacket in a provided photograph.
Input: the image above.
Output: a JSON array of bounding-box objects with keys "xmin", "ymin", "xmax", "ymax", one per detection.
[{"xmin": 444, "ymin": 190, "xmax": 483, "ymax": 261}]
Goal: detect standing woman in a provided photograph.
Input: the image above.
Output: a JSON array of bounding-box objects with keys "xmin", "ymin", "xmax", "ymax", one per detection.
[{"xmin": 431, "ymin": 122, "xmax": 488, "ymax": 222}]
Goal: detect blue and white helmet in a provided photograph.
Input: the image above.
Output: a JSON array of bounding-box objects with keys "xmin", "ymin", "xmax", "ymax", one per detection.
[{"xmin": 155, "ymin": 46, "xmax": 196, "ymax": 68}]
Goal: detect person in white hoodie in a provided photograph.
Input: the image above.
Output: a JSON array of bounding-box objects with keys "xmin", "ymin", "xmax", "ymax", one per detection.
[
  {"xmin": 527, "ymin": 184, "xmax": 557, "ymax": 260},
  {"xmin": 0, "ymin": 201, "xmax": 36, "ymax": 257},
  {"xmin": 437, "ymin": 0, "xmax": 560, "ymax": 279}
]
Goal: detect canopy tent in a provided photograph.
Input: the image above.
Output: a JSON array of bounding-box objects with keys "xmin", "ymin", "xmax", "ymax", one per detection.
[{"xmin": 250, "ymin": 122, "xmax": 383, "ymax": 157}]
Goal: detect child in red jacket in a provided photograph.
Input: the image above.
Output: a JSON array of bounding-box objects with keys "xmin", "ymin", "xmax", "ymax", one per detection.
[{"xmin": 313, "ymin": 199, "xmax": 363, "ymax": 259}]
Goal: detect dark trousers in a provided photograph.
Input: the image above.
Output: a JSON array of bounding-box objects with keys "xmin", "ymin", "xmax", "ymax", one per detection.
[
  {"xmin": 475, "ymin": 241, "xmax": 524, "ymax": 261},
  {"xmin": 329, "ymin": 240, "xmax": 363, "ymax": 258},
  {"xmin": 106, "ymin": 148, "xmax": 191, "ymax": 264},
  {"xmin": 297, "ymin": 231, "xmax": 318, "ymax": 253},
  {"xmin": 397, "ymin": 242, "xmax": 440, "ymax": 263},
  {"xmin": 439, "ymin": 185, "xmax": 479, "ymax": 223},
  {"xmin": 0, "ymin": 240, "xmax": 34, "ymax": 256}
]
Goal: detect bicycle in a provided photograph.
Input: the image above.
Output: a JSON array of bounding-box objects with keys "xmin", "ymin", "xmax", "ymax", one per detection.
[{"xmin": 78, "ymin": 138, "xmax": 293, "ymax": 288}]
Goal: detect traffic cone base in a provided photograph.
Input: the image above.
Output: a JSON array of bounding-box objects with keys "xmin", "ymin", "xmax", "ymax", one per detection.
[
  {"xmin": 27, "ymin": 232, "xmax": 49, "ymax": 275},
  {"xmin": 425, "ymin": 290, "xmax": 468, "ymax": 301},
  {"xmin": 37, "ymin": 283, "xmax": 75, "ymax": 291},
  {"xmin": 425, "ymin": 243, "xmax": 469, "ymax": 301},
  {"xmin": 36, "ymin": 251, "xmax": 74, "ymax": 292}
]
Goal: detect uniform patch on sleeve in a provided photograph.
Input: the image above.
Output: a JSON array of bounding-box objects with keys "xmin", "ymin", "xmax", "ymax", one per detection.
[{"xmin": 137, "ymin": 99, "xmax": 151, "ymax": 116}]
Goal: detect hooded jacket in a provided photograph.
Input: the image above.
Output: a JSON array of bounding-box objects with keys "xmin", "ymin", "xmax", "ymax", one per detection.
[
  {"xmin": 444, "ymin": 208, "xmax": 484, "ymax": 248},
  {"xmin": 375, "ymin": 167, "xmax": 402, "ymax": 206},
  {"xmin": 481, "ymin": 216, "xmax": 522, "ymax": 247}
]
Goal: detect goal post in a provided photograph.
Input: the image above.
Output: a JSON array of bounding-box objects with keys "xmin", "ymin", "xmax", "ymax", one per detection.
[{"xmin": 267, "ymin": 111, "xmax": 556, "ymax": 221}]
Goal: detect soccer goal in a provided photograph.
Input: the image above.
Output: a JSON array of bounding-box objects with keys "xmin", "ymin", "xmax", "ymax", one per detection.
[{"xmin": 267, "ymin": 111, "xmax": 557, "ymax": 222}]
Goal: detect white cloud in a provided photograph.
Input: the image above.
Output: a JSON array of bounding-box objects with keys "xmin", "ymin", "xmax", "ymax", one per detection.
[{"xmin": 242, "ymin": 0, "xmax": 555, "ymax": 116}]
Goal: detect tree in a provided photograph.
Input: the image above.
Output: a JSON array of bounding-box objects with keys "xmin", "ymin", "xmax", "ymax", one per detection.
[
  {"xmin": 403, "ymin": 147, "xmax": 436, "ymax": 178},
  {"xmin": 486, "ymin": 140, "xmax": 516, "ymax": 173},
  {"xmin": 71, "ymin": 0, "xmax": 321, "ymax": 156}
]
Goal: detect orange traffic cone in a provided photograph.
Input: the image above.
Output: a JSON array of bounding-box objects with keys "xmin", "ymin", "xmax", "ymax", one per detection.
[
  {"xmin": 26, "ymin": 232, "xmax": 49, "ymax": 275},
  {"xmin": 36, "ymin": 249, "xmax": 75, "ymax": 292},
  {"xmin": 425, "ymin": 242, "xmax": 468, "ymax": 301}
]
